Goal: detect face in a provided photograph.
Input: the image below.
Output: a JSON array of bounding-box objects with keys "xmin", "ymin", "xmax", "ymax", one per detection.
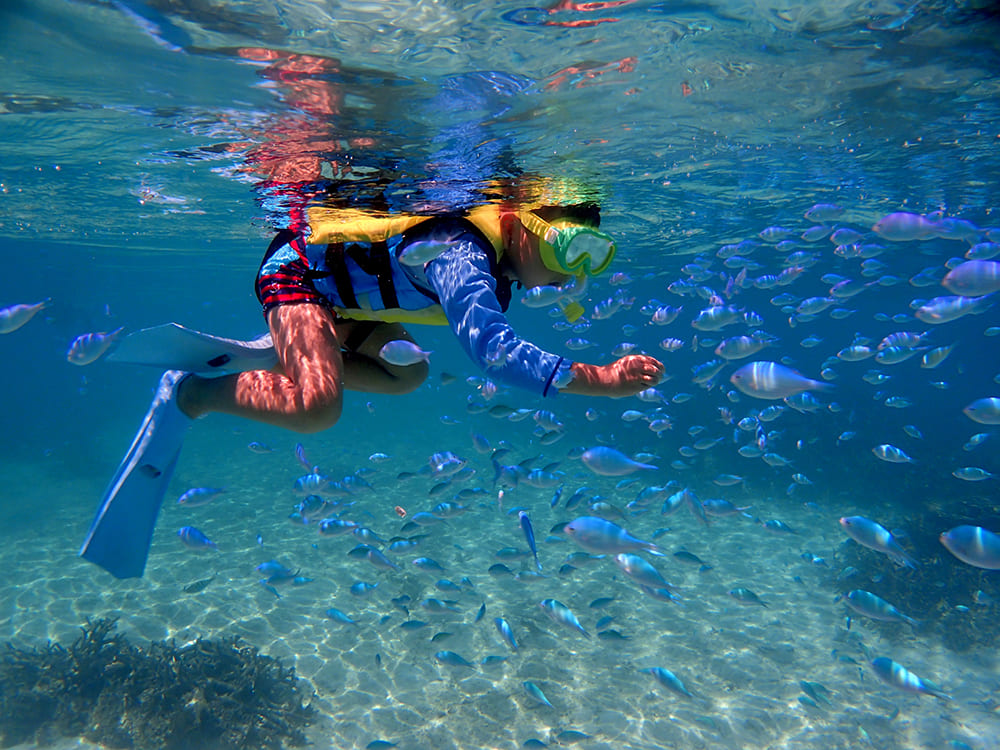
[{"xmin": 500, "ymin": 212, "xmax": 571, "ymax": 289}]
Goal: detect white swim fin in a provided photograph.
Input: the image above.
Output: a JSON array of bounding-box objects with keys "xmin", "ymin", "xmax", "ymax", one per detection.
[{"xmin": 107, "ymin": 322, "xmax": 278, "ymax": 375}]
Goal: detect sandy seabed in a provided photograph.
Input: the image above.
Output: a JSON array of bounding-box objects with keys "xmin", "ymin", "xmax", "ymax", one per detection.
[{"xmin": 2, "ymin": 422, "xmax": 997, "ymax": 750}]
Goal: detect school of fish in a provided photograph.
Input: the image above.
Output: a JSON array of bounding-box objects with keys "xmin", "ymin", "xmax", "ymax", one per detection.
[{"xmin": 6, "ymin": 204, "xmax": 998, "ymax": 746}]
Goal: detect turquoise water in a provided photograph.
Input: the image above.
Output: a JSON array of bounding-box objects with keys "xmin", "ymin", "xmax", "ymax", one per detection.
[{"xmin": 1, "ymin": 1, "xmax": 999, "ymax": 749}]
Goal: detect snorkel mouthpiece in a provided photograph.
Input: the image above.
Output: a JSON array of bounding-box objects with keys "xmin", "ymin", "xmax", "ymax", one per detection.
[{"xmin": 559, "ymin": 299, "xmax": 585, "ymax": 323}]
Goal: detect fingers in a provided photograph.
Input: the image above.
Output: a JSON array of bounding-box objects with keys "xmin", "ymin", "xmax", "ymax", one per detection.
[{"xmin": 617, "ymin": 355, "xmax": 665, "ymax": 385}]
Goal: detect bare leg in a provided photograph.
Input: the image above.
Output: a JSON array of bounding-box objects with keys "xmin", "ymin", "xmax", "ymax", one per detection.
[
  {"xmin": 179, "ymin": 304, "xmax": 344, "ymax": 433},
  {"xmin": 337, "ymin": 319, "xmax": 429, "ymax": 394},
  {"xmin": 177, "ymin": 306, "xmax": 428, "ymax": 432}
]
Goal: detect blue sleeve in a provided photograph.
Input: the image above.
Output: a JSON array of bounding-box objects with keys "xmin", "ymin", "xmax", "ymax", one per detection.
[{"xmin": 425, "ymin": 238, "xmax": 571, "ymax": 397}]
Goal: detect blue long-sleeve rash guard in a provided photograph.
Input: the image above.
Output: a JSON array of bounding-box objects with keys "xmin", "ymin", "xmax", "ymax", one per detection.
[
  {"xmin": 275, "ymin": 218, "xmax": 573, "ymax": 396},
  {"xmin": 424, "ymin": 236, "xmax": 571, "ymax": 397}
]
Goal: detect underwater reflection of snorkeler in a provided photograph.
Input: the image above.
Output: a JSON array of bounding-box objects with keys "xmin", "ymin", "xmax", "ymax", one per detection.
[{"xmin": 233, "ymin": 48, "xmax": 377, "ymax": 187}]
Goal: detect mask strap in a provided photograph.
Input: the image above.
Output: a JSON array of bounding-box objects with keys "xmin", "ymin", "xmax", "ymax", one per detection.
[{"xmin": 519, "ymin": 211, "xmax": 559, "ymax": 245}]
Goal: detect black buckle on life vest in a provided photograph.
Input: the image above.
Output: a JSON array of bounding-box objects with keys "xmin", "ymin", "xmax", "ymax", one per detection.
[{"xmin": 315, "ymin": 240, "xmax": 400, "ymax": 312}]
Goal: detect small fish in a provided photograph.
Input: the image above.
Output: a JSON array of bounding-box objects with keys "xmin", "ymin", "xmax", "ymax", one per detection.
[
  {"xmin": 523, "ymin": 680, "xmax": 553, "ymax": 707},
  {"xmin": 841, "ymin": 590, "xmax": 919, "ymax": 627},
  {"xmin": 799, "ymin": 680, "xmax": 832, "ymax": 705},
  {"xmin": 581, "ymin": 446, "xmax": 658, "ymax": 476},
  {"xmin": 294, "ymin": 443, "xmax": 312, "ymax": 471},
  {"xmin": 761, "ymin": 519, "xmax": 797, "ymax": 534},
  {"xmin": 730, "ymin": 361, "xmax": 830, "ymax": 400},
  {"xmin": 518, "ymin": 511, "xmax": 541, "ymax": 572},
  {"xmin": 939, "ymin": 525, "xmax": 1000, "ymax": 569},
  {"xmin": 942, "ymin": 259, "xmax": 1000, "ymax": 296},
  {"xmin": 728, "ymin": 587, "xmax": 769, "ymax": 607},
  {"xmin": 494, "ymin": 617, "xmax": 518, "ymax": 651},
  {"xmin": 182, "ymin": 575, "xmax": 215, "ymax": 593},
  {"xmin": 325, "ymin": 607, "xmax": 359, "ymax": 626},
  {"xmin": 555, "ymin": 730, "xmax": 591, "ymax": 744},
  {"xmin": 870, "ymin": 657, "xmax": 949, "ymax": 700},
  {"xmin": 176, "ymin": 487, "xmax": 225, "ymax": 507},
  {"xmin": 840, "ymin": 516, "xmax": 918, "ymax": 569},
  {"xmin": 871, "ymin": 212, "xmax": 939, "ymax": 242},
  {"xmin": 952, "ymin": 466, "xmax": 994, "ymax": 482},
  {"xmin": 614, "ymin": 553, "xmax": 676, "ymax": 591},
  {"xmin": 177, "ymin": 526, "xmax": 217, "ymax": 551},
  {"xmin": 397, "ymin": 239, "xmax": 451, "ymax": 266},
  {"xmin": 364, "ymin": 547, "xmax": 401, "ymax": 571},
  {"xmin": 963, "ymin": 397, "xmax": 1000, "ymax": 425},
  {"xmin": 412, "ymin": 557, "xmax": 446, "ymax": 572},
  {"xmin": 872, "ymin": 444, "xmax": 916, "ymax": 464},
  {"xmin": 434, "ymin": 650, "xmax": 475, "ymax": 669},
  {"xmin": 66, "ymin": 327, "xmax": 125, "ymax": 365},
  {"xmin": 420, "ymin": 597, "xmax": 460, "ymax": 615},
  {"xmin": 350, "ymin": 581, "xmax": 379, "ymax": 597},
  {"xmin": 563, "ymin": 516, "xmax": 662, "ymax": 556},
  {"xmin": 378, "ymin": 340, "xmax": 432, "ymax": 366},
  {"xmin": 640, "ymin": 666, "xmax": 694, "ymax": 698},
  {"xmin": 962, "ymin": 432, "xmax": 990, "ymax": 451},
  {"xmin": 538, "ymin": 598, "xmax": 589, "ymax": 638},
  {"xmin": 0, "ymin": 299, "xmax": 50, "ymax": 333},
  {"xmin": 673, "ymin": 549, "xmax": 710, "ymax": 568}
]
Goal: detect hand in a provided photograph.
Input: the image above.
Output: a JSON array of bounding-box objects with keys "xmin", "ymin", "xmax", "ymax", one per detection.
[{"xmin": 564, "ymin": 355, "xmax": 665, "ymax": 398}]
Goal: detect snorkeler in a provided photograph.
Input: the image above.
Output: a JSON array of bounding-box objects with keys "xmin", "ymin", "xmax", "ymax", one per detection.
[{"xmin": 79, "ymin": 200, "xmax": 665, "ymax": 579}]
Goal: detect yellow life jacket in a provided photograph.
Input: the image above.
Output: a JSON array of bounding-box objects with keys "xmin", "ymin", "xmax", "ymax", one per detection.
[{"xmin": 302, "ymin": 204, "xmax": 507, "ymax": 326}]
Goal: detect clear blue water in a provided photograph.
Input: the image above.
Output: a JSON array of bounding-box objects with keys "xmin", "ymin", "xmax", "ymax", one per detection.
[{"xmin": 1, "ymin": 2, "xmax": 999, "ymax": 749}]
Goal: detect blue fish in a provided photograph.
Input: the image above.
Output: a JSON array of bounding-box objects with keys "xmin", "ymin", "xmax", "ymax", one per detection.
[
  {"xmin": 518, "ymin": 511, "xmax": 541, "ymax": 571},
  {"xmin": 177, "ymin": 526, "xmax": 217, "ymax": 550},
  {"xmin": 870, "ymin": 657, "xmax": 949, "ymax": 700},
  {"xmin": 66, "ymin": 327, "xmax": 125, "ymax": 365},
  {"xmin": 294, "ymin": 442, "xmax": 313, "ymax": 471},
  {"xmin": 176, "ymin": 487, "xmax": 225, "ymax": 507},
  {"xmin": 365, "ymin": 547, "xmax": 400, "ymax": 571},
  {"xmin": 563, "ymin": 516, "xmax": 662, "ymax": 556},
  {"xmin": 494, "ymin": 617, "xmax": 518, "ymax": 651},
  {"xmin": 940, "ymin": 525, "xmax": 1000, "ymax": 569},
  {"xmin": 325, "ymin": 607, "xmax": 359, "ymax": 626},
  {"xmin": 581, "ymin": 446, "xmax": 658, "ymax": 476},
  {"xmin": 350, "ymin": 582, "xmax": 379, "ymax": 597},
  {"xmin": 640, "ymin": 667, "xmax": 694, "ymax": 698},
  {"xmin": 435, "ymin": 650, "xmax": 475, "ymax": 669},
  {"xmin": 840, "ymin": 516, "xmax": 917, "ymax": 569},
  {"xmin": 539, "ymin": 598, "xmax": 589, "ymax": 638},
  {"xmin": 523, "ymin": 680, "xmax": 553, "ymax": 707}
]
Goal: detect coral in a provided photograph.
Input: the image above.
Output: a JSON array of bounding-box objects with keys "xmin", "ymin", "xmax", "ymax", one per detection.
[
  {"xmin": 0, "ymin": 618, "xmax": 316, "ymax": 749},
  {"xmin": 829, "ymin": 492, "xmax": 1000, "ymax": 652}
]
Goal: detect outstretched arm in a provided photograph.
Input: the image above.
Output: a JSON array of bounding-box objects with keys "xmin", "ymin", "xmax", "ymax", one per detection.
[{"xmin": 425, "ymin": 238, "xmax": 664, "ymax": 398}]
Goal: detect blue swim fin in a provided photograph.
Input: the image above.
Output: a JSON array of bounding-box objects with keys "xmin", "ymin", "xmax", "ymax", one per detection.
[{"xmin": 80, "ymin": 370, "xmax": 192, "ymax": 579}]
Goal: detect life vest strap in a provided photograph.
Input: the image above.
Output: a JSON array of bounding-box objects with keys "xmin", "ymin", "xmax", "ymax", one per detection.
[{"xmin": 308, "ymin": 240, "xmax": 400, "ymax": 313}]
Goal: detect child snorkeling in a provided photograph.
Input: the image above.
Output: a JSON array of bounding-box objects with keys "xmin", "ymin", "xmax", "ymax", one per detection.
[{"xmin": 80, "ymin": 200, "xmax": 665, "ymax": 578}]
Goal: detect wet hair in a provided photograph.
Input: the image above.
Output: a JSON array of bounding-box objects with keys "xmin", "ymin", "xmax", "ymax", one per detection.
[{"xmin": 531, "ymin": 202, "xmax": 601, "ymax": 228}]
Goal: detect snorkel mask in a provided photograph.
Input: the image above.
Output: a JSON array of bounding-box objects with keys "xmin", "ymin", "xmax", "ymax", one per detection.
[
  {"xmin": 519, "ymin": 211, "xmax": 618, "ymax": 277},
  {"xmin": 518, "ymin": 210, "xmax": 615, "ymax": 323}
]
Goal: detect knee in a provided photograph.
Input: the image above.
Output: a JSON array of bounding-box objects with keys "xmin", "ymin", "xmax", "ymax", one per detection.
[
  {"xmin": 289, "ymin": 389, "xmax": 343, "ymax": 433},
  {"xmin": 393, "ymin": 360, "xmax": 429, "ymax": 395}
]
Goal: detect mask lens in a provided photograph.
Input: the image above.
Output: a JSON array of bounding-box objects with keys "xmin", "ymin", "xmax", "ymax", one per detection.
[{"xmin": 562, "ymin": 228, "xmax": 614, "ymax": 272}]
